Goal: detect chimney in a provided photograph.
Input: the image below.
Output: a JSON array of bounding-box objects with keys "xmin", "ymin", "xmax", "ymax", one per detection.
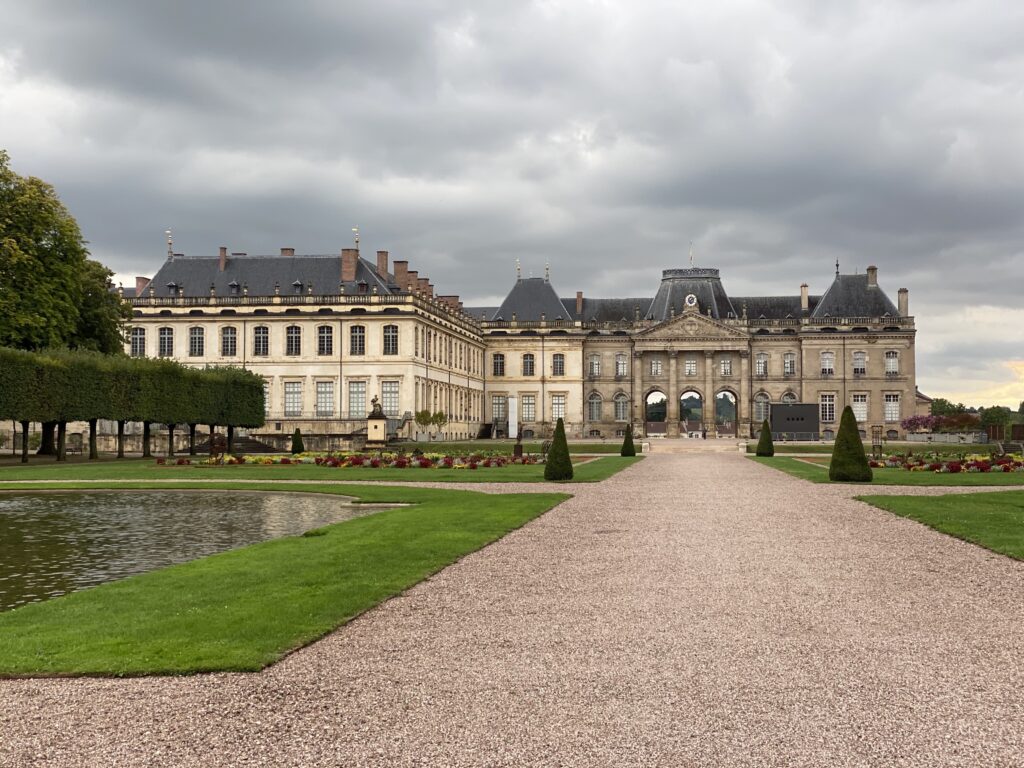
[
  {"xmin": 417, "ymin": 277, "xmax": 431, "ymax": 297},
  {"xmin": 576, "ymin": 290, "xmax": 584, "ymax": 315},
  {"xmin": 427, "ymin": 282, "xmax": 435, "ymax": 299},
  {"xmin": 800, "ymin": 283, "xmax": 809, "ymax": 312},
  {"xmin": 898, "ymin": 288, "xmax": 909, "ymax": 317},
  {"xmin": 407, "ymin": 270, "xmax": 419, "ymax": 292},
  {"xmin": 219, "ymin": 246, "xmax": 228, "ymax": 272},
  {"xmin": 135, "ymin": 276, "xmax": 151, "ymax": 295},
  {"xmin": 376, "ymin": 250, "xmax": 389, "ymax": 277},
  {"xmin": 393, "ymin": 260, "xmax": 409, "ymax": 290},
  {"xmin": 341, "ymin": 248, "xmax": 359, "ymax": 283},
  {"xmin": 280, "ymin": 247, "xmax": 295, "ymax": 257},
  {"xmin": 866, "ymin": 265, "xmax": 878, "ymax": 286}
]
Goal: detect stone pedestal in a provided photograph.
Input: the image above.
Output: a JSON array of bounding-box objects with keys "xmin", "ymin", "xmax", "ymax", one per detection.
[{"xmin": 366, "ymin": 416, "xmax": 387, "ymax": 449}]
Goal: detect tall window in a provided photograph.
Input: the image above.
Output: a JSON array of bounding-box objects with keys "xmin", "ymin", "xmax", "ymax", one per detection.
[
  {"xmin": 521, "ymin": 394, "xmax": 536, "ymax": 421},
  {"xmin": 492, "ymin": 395, "xmax": 507, "ymax": 420},
  {"xmin": 588, "ymin": 355, "xmax": 601, "ymax": 377},
  {"xmin": 551, "ymin": 393, "xmax": 566, "ymax": 420},
  {"xmin": 587, "ymin": 392, "xmax": 602, "ymax": 421},
  {"xmin": 615, "ymin": 354, "xmax": 628, "ymax": 377},
  {"xmin": 755, "ymin": 353, "xmax": 768, "ymax": 376},
  {"xmin": 885, "ymin": 350, "xmax": 900, "ymax": 375},
  {"xmin": 852, "ymin": 351, "xmax": 866, "ymax": 375},
  {"xmin": 753, "ymin": 393, "xmax": 770, "ymax": 423},
  {"xmin": 158, "ymin": 327, "xmax": 174, "ymax": 357},
  {"xmin": 820, "ymin": 351, "xmax": 835, "ymax": 376},
  {"xmin": 262, "ymin": 380, "xmax": 271, "ymax": 416},
  {"xmin": 285, "ymin": 325, "xmax": 301, "ymax": 356},
  {"xmin": 720, "ymin": 357, "xmax": 732, "ymax": 376},
  {"xmin": 885, "ymin": 393, "xmax": 900, "ymax": 422},
  {"xmin": 383, "ymin": 325, "xmax": 398, "ymax": 355},
  {"xmin": 820, "ymin": 393, "xmax": 836, "ymax": 423},
  {"xmin": 784, "ymin": 353, "xmax": 796, "ymax": 376},
  {"xmin": 253, "ymin": 326, "xmax": 269, "ymax": 357},
  {"xmin": 492, "ymin": 353, "xmax": 505, "ymax": 377},
  {"xmin": 522, "ymin": 353, "xmax": 535, "ymax": 377},
  {"xmin": 552, "ymin": 354, "xmax": 565, "ymax": 376},
  {"xmin": 684, "ymin": 357, "xmax": 696, "ymax": 376},
  {"xmin": 317, "ymin": 326, "xmax": 333, "ymax": 356},
  {"xmin": 315, "ymin": 381, "xmax": 334, "ymax": 417},
  {"xmin": 381, "ymin": 381, "xmax": 399, "ymax": 416},
  {"xmin": 853, "ymin": 393, "xmax": 868, "ymax": 422},
  {"xmin": 130, "ymin": 327, "xmax": 146, "ymax": 358},
  {"xmin": 284, "ymin": 382, "xmax": 302, "ymax": 417},
  {"xmin": 650, "ymin": 359, "xmax": 663, "ymax": 376},
  {"xmin": 221, "ymin": 326, "xmax": 237, "ymax": 357},
  {"xmin": 350, "ymin": 325, "xmax": 365, "ymax": 355},
  {"xmin": 348, "ymin": 381, "xmax": 366, "ymax": 417},
  {"xmin": 189, "ymin": 327, "xmax": 204, "ymax": 357},
  {"xmin": 614, "ymin": 393, "xmax": 629, "ymax": 421}
]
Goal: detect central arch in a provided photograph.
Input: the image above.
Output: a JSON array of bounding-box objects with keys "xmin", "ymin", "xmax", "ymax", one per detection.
[
  {"xmin": 679, "ymin": 390, "xmax": 703, "ymax": 434},
  {"xmin": 645, "ymin": 390, "xmax": 667, "ymax": 435},
  {"xmin": 715, "ymin": 389, "xmax": 737, "ymax": 437}
]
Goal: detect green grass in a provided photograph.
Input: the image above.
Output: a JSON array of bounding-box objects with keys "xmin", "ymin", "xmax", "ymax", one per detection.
[
  {"xmin": 751, "ymin": 456, "xmax": 1024, "ymax": 486},
  {"xmin": 745, "ymin": 442, "xmax": 993, "ymax": 456},
  {"xmin": 0, "ymin": 482, "xmax": 569, "ymax": 677},
  {"xmin": 394, "ymin": 440, "xmax": 628, "ymax": 454},
  {"xmin": 860, "ymin": 491, "xmax": 1024, "ymax": 560},
  {"xmin": 0, "ymin": 456, "xmax": 640, "ymax": 484}
]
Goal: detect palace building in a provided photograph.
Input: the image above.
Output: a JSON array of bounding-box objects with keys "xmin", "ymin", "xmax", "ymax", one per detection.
[{"xmin": 125, "ymin": 246, "xmax": 919, "ymax": 446}]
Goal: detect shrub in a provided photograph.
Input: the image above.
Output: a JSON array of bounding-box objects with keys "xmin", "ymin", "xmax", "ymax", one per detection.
[
  {"xmin": 755, "ymin": 419, "xmax": 774, "ymax": 457},
  {"xmin": 290, "ymin": 428, "xmax": 304, "ymax": 455},
  {"xmin": 828, "ymin": 406, "xmax": 873, "ymax": 482},
  {"xmin": 544, "ymin": 417, "xmax": 574, "ymax": 481},
  {"xmin": 620, "ymin": 423, "xmax": 636, "ymax": 457}
]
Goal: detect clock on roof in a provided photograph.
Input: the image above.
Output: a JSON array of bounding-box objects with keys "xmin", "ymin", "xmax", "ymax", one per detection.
[{"xmin": 685, "ymin": 293, "xmax": 698, "ymax": 308}]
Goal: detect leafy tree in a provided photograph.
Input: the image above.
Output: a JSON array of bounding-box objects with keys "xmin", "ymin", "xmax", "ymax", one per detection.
[
  {"xmin": 431, "ymin": 411, "xmax": 448, "ymax": 439},
  {"xmin": 930, "ymin": 398, "xmax": 967, "ymax": 417},
  {"xmin": 755, "ymin": 419, "xmax": 774, "ymax": 457},
  {"xmin": 544, "ymin": 417, "xmax": 573, "ymax": 481},
  {"xmin": 68, "ymin": 259, "xmax": 132, "ymax": 354},
  {"xmin": 1018, "ymin": 400, "xmax": 1024, "ymax": 416},
  {"xmin": 415, "ymin": 409, "xmax": 434, "ymax": 440},
  {"xmin": 828, "ymin": 406, "xmax": 872, "ymax": 482},
  {"xmin": 979, "ymin": 406, "xmax": 1012, "ymax": 429},
  {"xmin": 291, "ymin": 428, "xmax": 305, "ymax": 454},
  {"xmin": 620, "ymin": 422, "xmax": 636, "ymax": 457}
]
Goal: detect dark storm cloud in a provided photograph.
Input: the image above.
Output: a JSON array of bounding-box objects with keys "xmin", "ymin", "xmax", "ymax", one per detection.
[{"xmin": 2, "ymin": 0, "xmax": 1023, "ymax": 403}]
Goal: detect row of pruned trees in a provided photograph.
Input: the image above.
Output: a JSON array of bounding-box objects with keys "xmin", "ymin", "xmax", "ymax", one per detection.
[{"xmin": 0, "ymin": 348, "xmax": 265, "ymax": 462}]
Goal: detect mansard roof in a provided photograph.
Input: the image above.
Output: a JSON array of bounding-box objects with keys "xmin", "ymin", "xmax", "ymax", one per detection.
[
  {"xmin": 147, "ymin": 254, "xmax": 396, "ymax": 298},
  {"xmin": 491, "ymin": 277, "xmax": 569, "ymax": 321},
  {"xmin": 646, "ymin": 268, "xmax": 736, "ymax": 321},
  {"xmin": 811, "ymin": 274, "xmax": 899, "ymax": 318},
  {"xmin": 565, "ymin": 298, "xmax": 653, "ymax": 323},
  {"xmin": 732, "ymin": 295, "xmax": 822, "ymax": 320}
]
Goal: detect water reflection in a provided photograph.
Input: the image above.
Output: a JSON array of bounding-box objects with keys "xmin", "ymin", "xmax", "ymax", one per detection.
[{"xmin": 0, "ymin": 491, "xmax": 396, "ymax": 612}]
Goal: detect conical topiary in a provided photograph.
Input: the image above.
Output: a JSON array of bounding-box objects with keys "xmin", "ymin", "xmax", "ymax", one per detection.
[
  {"xmin": 755, "ymin": 419, "xmax": 774, "ymax": 457},
  {"xmin": 828, "ymin": 406, "xmax": 872, "ymax": 482},
  {"xmin": 620, "ymin": 422, "xmax": 636, "ymax": 457},
  {"xmin": 291, "ymin": 428, "xmax": 305, "ymax": 455},
  {"xmin": 544, "ymin": 417, "xmax": 574, "ymax": 481}
]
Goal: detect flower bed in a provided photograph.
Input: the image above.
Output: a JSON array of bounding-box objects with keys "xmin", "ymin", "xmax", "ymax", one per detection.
[
  {"xmin": 157, "ymin": 451, "xmax": 541, "ymax": 469},
  {"xmin": 868, "ymin": 453, "xmax": 1024, "ymax": 473}
]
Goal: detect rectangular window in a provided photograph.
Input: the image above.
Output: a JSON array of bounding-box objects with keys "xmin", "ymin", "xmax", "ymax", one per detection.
[
  {"xmin": 821, "ymin": 352, "xmax": 835, "ymax": 376},
  {"xmin": 189, "ymin": 327, "xmax": 204, "ymax": 357},
  {"xmin": 521, "ymin": 394, "xmax": 536, "ymax": 422},
  {"xmin": 317, "ymin": 326, "xmax": 333, "ymax": 356},
  {"xmin": 221, "ymin": 327, "xmax": 237, "ymax": 357},
  {"xmin": 615, "ymin": 355, "xmax": 628, "ymax": 377},
  {"xmin": 588, "ymin": 356, "xmax": 601, "ymax": 377},
  {"xmin": 315, "ymin": 381, "xmax": 334, "ymax": 417},
  {"xmin": 158, "ymin": 328, "xmax": 174, "ymax": 357},
  {"xmin": 350, "ymin": 326, "xmax": 365, "ymax": 355},
  {"xmin": 587, "ymin": 396, "xmax": 602, "ymax": 421},
  {"xmin": 381, "ymin": 381, "xmax": 399, "ymax": 416},
  {"xmin": 552, "ymin": 354, "xmax": 565, "ymax": 376},
  {"xmin": 720, "ymin": 357, "xmax": 732, "ymax": 376},
  {"xmin": 684, "ymin": 358, "xmax": 696, "ymax": 376},
  {"xmin": 130, "ymin": 328, "xmax": 146, "ymax": 358},
  {"xmin": 755, "ymin": 354, "xmax": 768, "ymax": 376},
  {"xmin": 820, "ymin": 394, "xmax": 836, "ymax": 423},
  {"xmin": 614, "ymin": 396, "xmax": 629, "ymax": 421},
  {"xmin": 348, "ymin": 381, "xmax": 366, "ymax": 417},
  {"xmin": 551, "ymin": 394, "xmax": 566, "ymax": 420},
  {"xmin": 383, "ymin": 325, "xmax": 398, "ymax": 355},
  {"xmin": 852, "ymin": 393, "xmax": 868, "ymax": 422},
  {"xmin": 885, "ymin": 351, "xmax": 900, "ymax": 375},
  {"xmin": 284, "ymin": 382, "xmax": 302, "ymax": 417},
  {"xmin": 885, "ymin": 393, "xmax": 900, "ymax": 422},
  {"xmin": 253, "ymin": 327, "xmax": 269, "ymax": 357},
  {"xmin": 285, "ymin": 326, "xmax": 301, "ymax": 356},
  {"xmin": 784, "ymin": 354, "xmax": 796, "ymax": 376},
  {"xmin": 491, "ymin": 395, "xmax": 507, "ymax": 420},
  {"xmin": 492, "ymin": 354, "xmax": 505, "ymax": 377},
  {"xmin": 650, "ymin": 359, "xmax": 662, "ymax": 376},
  {"xmin": 852, "ymin": 351, "xmax": 866, "ymax": 376},
  {"xmin": 522, "ymin": 354, "xmax": 535, "ymax": 377}
]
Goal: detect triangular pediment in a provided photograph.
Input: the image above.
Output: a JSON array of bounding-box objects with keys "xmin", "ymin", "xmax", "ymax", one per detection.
[{"xmin": 636, "ymin": 309, "xmax": 749, "ymax": 341}]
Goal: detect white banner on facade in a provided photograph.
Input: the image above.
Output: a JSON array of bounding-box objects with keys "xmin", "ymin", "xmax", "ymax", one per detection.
[{"xmin": 508, "ymin": 395, "xmax": 518, "ymax": 439}]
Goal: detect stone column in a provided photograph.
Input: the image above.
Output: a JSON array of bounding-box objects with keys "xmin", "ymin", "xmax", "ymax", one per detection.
[
  {"xmin": 704, "ymin": 350, "xmax": 715, "ymax": 433},
  {"xmin": 667, "ymin": 351, "xmax": 679, "ymax": 437},
  {"xmin": 738, "ymin": 350, "xmax": 751, "ymax": 437},
  {"xmin": 633, "ymin": 351, "xmax": 644, "ymax": 434}
]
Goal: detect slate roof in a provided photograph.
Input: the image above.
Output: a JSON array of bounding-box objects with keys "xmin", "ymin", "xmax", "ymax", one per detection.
[
  {"xmin": 146, "ymin": 254, "xmax": 395, "ymax": 298},
  {"xmin": 647, "ymin": 268, "xmax": 736, "ymax": 321},
  {"xmin": 732, "ymin": 295, "xmax": 821, "ymax": 320},
  {"xmin": 562, "ymin": 298, "xmax": 653, "ymax": 323},
  {"xmin": 464, "ymin": 306, "xmax": 500, "ymax": 321},
  {"xmin": 810, "ymin": 274, "xmax": 899, "ymax": 318},
  {"xmin": 491, "ymin": 277, "xmax": 570, "ymax": 321}
]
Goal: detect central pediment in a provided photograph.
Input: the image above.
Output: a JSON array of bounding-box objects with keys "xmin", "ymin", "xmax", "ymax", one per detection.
[{"xmin": 635, "ymin": 309, "xmax": 749, "ymax": 341}]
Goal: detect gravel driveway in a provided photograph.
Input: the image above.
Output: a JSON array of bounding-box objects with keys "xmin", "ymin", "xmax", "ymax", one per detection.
[{"xmin": 2, "ymin": 453, "xmax": 1022, "ymax": 767}]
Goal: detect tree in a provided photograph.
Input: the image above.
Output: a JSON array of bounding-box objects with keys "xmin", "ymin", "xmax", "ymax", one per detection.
[
  {"xmin": 930, "ymin": 398, "xmax": 967, "ymax": 417},
  {"xmin": 979, "ymin": 406, "xmax": 1012, "ymax": 429},
  {"xmin": 544, "ymin": 417, "xmax": 573, "ymax": 481},
  {"xmin": 68, "ymin": 258, "xmax": 132, "ymax": 354},
  {"xmin": 415, "ymin": 409, "xmax": 434, "ymax": 440},
  {"xmin": 755, "ymin": 419, "xmax": 774, "ymax": 457},
  {"xmin": 829, "ymin": 406, "xmax": 872, "ymax": 482},
  {"xmin": 620, "ymin": 423, "xmax": 636, "ymax": 457},
  {"xmin": 291, "ymin": 428, "xmax": 305, "ymax": 454},
  {"xmin": 431, "ymin": 411, "xmax": 448, "ymax": 440}
]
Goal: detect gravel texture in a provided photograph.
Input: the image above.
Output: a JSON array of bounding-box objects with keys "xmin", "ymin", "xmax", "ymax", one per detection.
[{"xmin": 2, "ymin": 454, "xmax": 1023, "ymax": 767}]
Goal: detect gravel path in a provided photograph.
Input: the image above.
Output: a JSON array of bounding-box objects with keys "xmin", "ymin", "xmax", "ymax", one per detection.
[{"xmin": 2, "ymin": 454, "xmax": 1023, "ymax": 767}]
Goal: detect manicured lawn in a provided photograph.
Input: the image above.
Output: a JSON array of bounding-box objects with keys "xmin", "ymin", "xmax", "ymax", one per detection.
[
  {"xmin": 745, "ymin": 442, "xmax": 993, "ymax": 456},
  {"xmin": 860, "ymin": 491, "xmax": 1024, "ymax": 560},
  {"xmin": 0, "ymin": 482, "xmax": 568, "ymax": 676},
  {"xmin": 751, "ymin": 456, "xmax": 1024, "ymax": 486},
  {"xmin": 0, "ymin": 456, "xmax": 641, "ymax": 484}
]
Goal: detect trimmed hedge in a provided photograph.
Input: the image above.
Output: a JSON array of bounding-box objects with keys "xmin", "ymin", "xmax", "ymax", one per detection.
[
  {"xmin": 544, "ymin": 417, "xmax": 574, "ymax": 481},
  {"xmin": 620, "ymin": 423, "xmax": 636, "ymax": 457},
  {"xmin": 291, "ymin": 428, "xmax": 305, "ymax": 455},
  {"xmin": 829, "ymin": 406, "xmax": 873, "ymax": 482},
  {"xmin": 755, "ymin": 419, "xmax": 774, "ymax": 457}
]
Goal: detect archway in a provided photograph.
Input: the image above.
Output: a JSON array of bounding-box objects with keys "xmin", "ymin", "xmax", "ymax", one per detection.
[
  {"xmin": 679, "ymin": 390, "xmax": 703, "ymax": 435},
  {"xmin": 645, "ymin": 390, "xmax": 667, "ymax": 434},
  {"xmin": 715, "ymin": 390, "xmax": 737, "ymax": 437}
]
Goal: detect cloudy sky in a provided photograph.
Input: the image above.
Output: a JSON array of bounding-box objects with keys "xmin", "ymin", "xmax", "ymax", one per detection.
[{"xmin": 2, "ymin": 1, "xmax": 1022, "ymax": 407}]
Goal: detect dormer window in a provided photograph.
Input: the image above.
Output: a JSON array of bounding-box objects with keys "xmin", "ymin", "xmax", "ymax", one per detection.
[
  {"xmin": 358, "ymin": 281, "xmax": 368, "ymax": 294},
  {"xmin": 292, "ymin": 280, "xmax": 303, "ymax": 294},
  {"xmin": 166, "ymin": 282, "xmax": 177, "ymax": 295},
  {"xmin": 228, "ymin": 280, "xmax": 240, "ymax": 295}
]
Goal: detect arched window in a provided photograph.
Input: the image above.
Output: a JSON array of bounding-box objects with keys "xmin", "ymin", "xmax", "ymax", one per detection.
[
  {"xmin": 615, "ymin": 353, "xmax": 628, "ymax": 378},
  {"xmin": 588, "ymin": 354, "xmax": 601, "ymax": 377},
  {"xmin": 158, "ymin": 327, "xmax": 174, "ymax": 357},
  {"xmin": 221, "ymin": 326, "xmax": 237, "ymax": 357},
  {"xmin": 350, "ymin": 325, "xmax": 365, "ymax": 355},
  {"xmin": 130, "ymin": 327, "xmax": 146, "ymax": 358},
  {"xmin": 755, "ymin": 353, "xmax": 768, "ymax": 376},
  {"xmin": 522, "ymin": 353, "xmax": 535, "ymax": 376},
  {"xmin": 383, "ymin": 325, "xmax": 398, "ymax": 355},
  {"xmin": 614, "ymin": 393, "xmax": 629, "ymax": 421},
  {"xmin": 253, "ymin": 326, "xmax": 269, "ymax": 357},
  {"xmin": 188, "ymin": 327, "xmax": 204, "ymax": 357},
  {"xmin": 852, "ymin": 351, "xmax": 866, "ymax": 375},
  {"xmin": 885, "ymin": 350, "xmax": 900, "ymax": 375},
  {"xmin": 552, "ymin": 353, "xmax": 565, "ymax": 376},
  {"xmin": 317, "ymin": 325, "xmax": 333, "ymax": 356},
  {"xmin": 492, "ymin": 353, "xmax": 505, "ymax": 376},
  {"xmin": 781, "ymin": 392, "xmax": 797, "ymax": 405},
  {"xmin": 285, "ymin": 325, "xmax": 301, "ymax": 356},
  {"xmin": 587, "ymin": 392, "xmax": 602, "ymax": 421},
  {"xmin": 753, "ymin": 392, "xmax": 770, "ymax": 423},
  {"xmin": 820, "ymin": 351, "xmax": 835, "ymax": 376}
]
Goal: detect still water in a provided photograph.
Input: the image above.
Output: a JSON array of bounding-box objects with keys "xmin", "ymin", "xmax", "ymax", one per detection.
[{"xmin": 0, "ymin": 491, "xmax": 396, "ymax": 612}]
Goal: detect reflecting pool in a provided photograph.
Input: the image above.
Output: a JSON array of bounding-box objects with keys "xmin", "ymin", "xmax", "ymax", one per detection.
[{"xmin": 0, "ymin": 491, "xmax": 396, "ymax": 612}]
